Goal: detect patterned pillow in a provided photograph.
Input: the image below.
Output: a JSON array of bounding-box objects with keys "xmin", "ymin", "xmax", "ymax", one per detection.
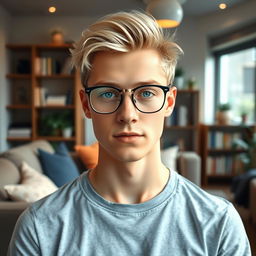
[{"xmin": 4, "ymin": 162, "xmax": 58, "ymax": 203}]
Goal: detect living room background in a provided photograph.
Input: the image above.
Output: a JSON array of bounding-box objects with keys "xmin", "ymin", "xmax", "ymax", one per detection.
[{"xmin": 1, "ymin": 1, "xmax": 256, "ymax": 151}]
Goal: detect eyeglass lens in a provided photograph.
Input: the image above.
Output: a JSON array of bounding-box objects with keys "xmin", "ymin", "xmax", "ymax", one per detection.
[{"xmin": 89, "ymin": 86, "xmax": 167, "ymax": 114}]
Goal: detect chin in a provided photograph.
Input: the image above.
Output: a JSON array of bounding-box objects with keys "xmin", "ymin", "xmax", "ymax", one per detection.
[{"xmin": 109, "ymin": 147, "xmax": 152, "ymax": 163}]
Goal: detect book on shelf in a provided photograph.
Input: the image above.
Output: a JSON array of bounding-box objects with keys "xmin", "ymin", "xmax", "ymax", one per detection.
[
  {"xmin": 34, "ymin": 87, "xmax": 47, "ymax": 106},
  {"xmin": 45, "ymin": 95, "xmax": 67, "ymax": 105},
  {"xmin": 206, "ymin": 155, "xmax": 243, "ymax": 175},
  {"xmin": 8, "ymin": 124, "xmax": 31, "ymax": 137},
  {"xmin": 177, "ymin": 105, "xmax": 188, "ymax": 126},
  {"xmin": 208, "ymin": 131, "xmax": 242, "ymax": 149},
  {"xmin": 34, "ymin": 87, "xmax": 73, "ymax": 106},
  {"xmin": 165, "ymin": 105, "xmax": 188, "ymax": 126},
  {"xmin": 34, "ymin": 57, "xmax": 62, "ymax": 75}
]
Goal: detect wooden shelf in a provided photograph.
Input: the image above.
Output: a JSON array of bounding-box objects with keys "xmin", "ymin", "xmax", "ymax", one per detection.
[
  {"xmin": 7, "ymin": 105, "xmax": 31, "ymax": 109},
  {"xmin": 6, "ymin": 74, "xmax": 31, "ymax": 79},
  {"xmin": 35, "ymin": 74, "xmax": 75, "ymax": 79},
  {"xmin": 6, "ymin": 44, "xmax": 83, "ymax": 147},
  {"xmin": 165, "ymin": 125, "xmax": 198, "ymax": 130},
  {"xmin": 7, "ymin": 137, "xmax": 32, "ymax": 141},
  {"xmin": 36, "ymin": 136, "xmax": 76, "ymax": 141},
  {"xmin": 207, "ymin": 174, "xmax": 234, "ymax": 178},
  {"xmin": 6, "ymin": 44, "xmax": 31, "ymax": 49},
  {"xmin": 200, "ymin": 124, "xmax": 256, "ymax": 185},
  {"xmin": 36, "ymin": 105, "xmax": 75, "ymax": 109},
  {"xmin": 207, "ymin": 149, "xmax": 247, "ymax": 154},
  {"xmin": 163, "ymin": 90, "xmax": 200, "ymax": 152},
  {"xmin": 177, "ymin": 89, "xmax": 199, "ymax": 94},
  {"xmin": 35, "ymin": 44, "xmax": 72, "ymax": 49}
]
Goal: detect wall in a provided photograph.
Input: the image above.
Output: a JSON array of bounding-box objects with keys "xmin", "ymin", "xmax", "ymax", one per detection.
[
  {"xmin": 0, "ymin": 5, "xmax": 10, "ymax": 152},
  {"xmin": 10, "ymin": 15, "xmax": 101, "ymax": 44}
]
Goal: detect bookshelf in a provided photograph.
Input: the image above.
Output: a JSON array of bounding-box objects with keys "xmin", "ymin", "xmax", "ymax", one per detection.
[
  {"xmin": 200, "ymin": 124, "xmax": 255, "ymax": 185},
  {"xmin": 162, "ymin": 89, "xmax": 200, "ymax": 152},
  {"xmin": 6, "ymin": 44, "xmax": 83, "ymax": 149}
]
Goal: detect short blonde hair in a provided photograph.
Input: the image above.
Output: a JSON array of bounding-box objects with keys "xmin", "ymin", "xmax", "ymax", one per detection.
[{"xmin": 71, "ymin": 11, "xmax": 183, "ymax": 86}]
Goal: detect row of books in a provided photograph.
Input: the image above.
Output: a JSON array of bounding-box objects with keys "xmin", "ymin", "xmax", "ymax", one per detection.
[
  {"xmin": 208, "ymin": 132, "xmax": 242, "ymax": 149},
  {"xmin": 165, "ymin": 105, "xmax": 190, "ymax": 126},
  {"xmin": 206, "ymin": 156, "xmax": 243, "ymax": 175},
  {"xmin": 34, "ymin": 57, "xmax": 72, "ymax": 75},
  {"xmin": 8, "ymin": 124, "xmax": 31, "ymax": 138},
  {"xmin": 34, "ymin": 87, "xmax": 73, "ymax": 106}
]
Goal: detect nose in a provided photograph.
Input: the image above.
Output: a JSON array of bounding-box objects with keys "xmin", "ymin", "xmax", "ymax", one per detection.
[{"xmin": 116, "ymin": 93, "xmax": 138, "ymax": 124}]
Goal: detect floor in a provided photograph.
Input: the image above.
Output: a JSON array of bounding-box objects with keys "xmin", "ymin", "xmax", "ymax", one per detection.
[{"xmin": 203, "ymin": 183, "xmax": 256, "ymax": 255}]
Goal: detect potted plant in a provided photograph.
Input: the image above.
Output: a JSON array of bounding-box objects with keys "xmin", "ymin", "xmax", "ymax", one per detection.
[
  {"xmin": 40, "ymin": 111, "xmax": 73, "ymax": 137},
  {"xmin": 241, "ymin": 111, "xmax": 248, "ymax": 125},
  {"xmin": 216, "ymin": 103, "xmax": 231, "ymax": 125},
  {"xmin": 174, "ymin": 67, "xmax": 184, "ymax": 89},
  {"xmin": 187, "ymin": 77, "xmax": 197, "ymax": 90},
  {"xmin": 232, "ymin": 126, "xmax": 256, "ymax": 171}
]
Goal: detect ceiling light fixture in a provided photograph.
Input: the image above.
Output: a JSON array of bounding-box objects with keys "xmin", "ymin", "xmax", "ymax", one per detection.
[
  {"xmin": 48, "ymin": 6, "xmax": 56, "ymax": 13},
  {"xmin": 219, "ymin": 3, "xmax": 227, "ymax": 10},
  {"xmin": 146, "ymin": 0, "xmax": 184, "ymax": 28}
]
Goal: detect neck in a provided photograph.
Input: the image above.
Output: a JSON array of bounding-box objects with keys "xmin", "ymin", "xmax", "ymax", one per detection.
[{"xmin": 88, "ymin": 146, "xmax": 169, "ymax": 204}]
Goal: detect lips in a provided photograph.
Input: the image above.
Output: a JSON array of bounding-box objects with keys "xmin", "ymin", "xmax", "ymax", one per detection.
[
  {"xmin": 114, "ymin": 132, "xmax": 142, "ymax": 137},
  {"xmin": 113, "ymin": 132, "xmax": 144, "ymax": 142}
]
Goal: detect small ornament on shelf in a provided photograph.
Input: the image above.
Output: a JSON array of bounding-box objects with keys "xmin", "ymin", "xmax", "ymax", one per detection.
[
  {"xmin": 50, "ymin": 30, "xmax": 64, "ymax": 44},
  {"xmin": 186, "ymin": 77, "xmax": 197, "ymax": 90},
  {"xmin": 216, "ymin": 103, "xmax": 232, "ymax": 125}
]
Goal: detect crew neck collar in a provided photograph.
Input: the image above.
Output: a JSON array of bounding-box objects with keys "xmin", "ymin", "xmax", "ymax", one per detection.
[{"xmin": 80, "ymin": 169, "xmax": 178, "ymax": 215}]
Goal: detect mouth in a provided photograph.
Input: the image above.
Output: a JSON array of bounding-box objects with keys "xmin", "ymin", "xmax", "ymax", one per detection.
[{"xmin": 113, "ymin": 132, "xmax": 144, "ymax": 142}]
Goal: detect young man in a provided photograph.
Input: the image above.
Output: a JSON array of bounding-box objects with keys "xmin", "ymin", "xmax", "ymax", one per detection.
[{"xmin": 9, "ymin": 11, "xmax": 251, "ymax": 255}]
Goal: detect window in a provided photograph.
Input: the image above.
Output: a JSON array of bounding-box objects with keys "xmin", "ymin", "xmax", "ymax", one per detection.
[{"xmin": 215, "ymin": 42, "xmax": 256, "ymax": 124}]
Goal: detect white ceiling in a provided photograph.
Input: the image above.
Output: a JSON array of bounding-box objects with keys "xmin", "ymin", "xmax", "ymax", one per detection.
[{"xmin": 0, "ymin": 0, "xmax": 249, "ymax": 17}]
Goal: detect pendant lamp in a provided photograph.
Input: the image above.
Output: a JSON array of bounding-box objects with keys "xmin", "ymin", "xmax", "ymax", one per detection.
[{"xmin": 146, "ymin": 0, "xmax": 183, "ymax": 28}]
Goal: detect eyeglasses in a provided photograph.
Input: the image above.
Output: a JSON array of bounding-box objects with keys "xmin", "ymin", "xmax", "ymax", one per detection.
[{"xmin": 85, "ymin": 85, "xmax": 170, "ymax": 114}]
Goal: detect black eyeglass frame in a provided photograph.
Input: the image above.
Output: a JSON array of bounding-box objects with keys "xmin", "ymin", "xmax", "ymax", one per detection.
[{"xmin": 84, "ymin": 84, "xmax": 171, "ymax": 114}]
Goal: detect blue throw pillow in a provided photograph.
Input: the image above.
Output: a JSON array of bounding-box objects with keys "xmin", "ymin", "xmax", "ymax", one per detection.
[{"xmin": 38, "ymin": 143, "xmax": 80, "ymax": 187}]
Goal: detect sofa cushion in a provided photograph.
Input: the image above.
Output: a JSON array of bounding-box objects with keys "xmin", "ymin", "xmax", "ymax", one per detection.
[
  {"xmin": 0, "ymin": 158, "xmax": 20, "ymax": 201},
  {"xmin": 38, "ymin": 143, "xmax": 80, "ymax": 187},
  {"xmin": 4, "ymin": 162, "xmax": 57, "ymax": 203},
  {"xmin": 74, "ymin": 142, "xmax": 99, "ymax": 169},
  {"xmin": 0, "ymin": 140, "xmax": 54, "ymax": 173}
]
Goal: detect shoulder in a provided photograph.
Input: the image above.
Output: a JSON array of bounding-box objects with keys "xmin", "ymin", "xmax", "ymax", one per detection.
[
  {"xmin": 28, "ymin": 173, "xmax": 86, "ymax": 220},
  {"xmin": 174, "ymin": 173, "xmax": 233, "ymax": 220},
  {"xmin": 173, "ymin": 173, "xmax": 251, "ymax": 254}
]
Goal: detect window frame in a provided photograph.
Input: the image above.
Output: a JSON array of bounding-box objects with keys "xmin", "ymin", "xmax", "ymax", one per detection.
[{"xmin": 214, "ymin": 39, "xmax": 256, "ymax": 123}]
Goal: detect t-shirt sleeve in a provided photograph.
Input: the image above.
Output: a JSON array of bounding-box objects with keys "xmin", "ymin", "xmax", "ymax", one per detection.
[
  {"xmin": 218, "ymin": 203, "xmax": 252, "ymax": 256},
  {"xmin": 7, "ymin": 207, "xmax": 40, "ymax": 256}
]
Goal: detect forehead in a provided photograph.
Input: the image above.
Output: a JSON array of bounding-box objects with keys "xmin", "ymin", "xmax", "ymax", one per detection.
[{"xmin": 87, "ymin": 49, "xmax": 167, "ymax": 87}]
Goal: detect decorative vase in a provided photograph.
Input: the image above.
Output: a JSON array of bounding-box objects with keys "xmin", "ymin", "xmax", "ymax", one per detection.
[
  {"xmin": 51, "ymin": 31, "xmax": 64, "ymax": 44},
  {"xmin": 241, "ymin": 114, "xmax": 248, "ymax": 124},
  {"xmin": 216, "ymin": 111, "xmax": 231, "ymax": 125},
  {"xmin": 62, "ymin": 127, "xmax": 72, "ymax": 138}
]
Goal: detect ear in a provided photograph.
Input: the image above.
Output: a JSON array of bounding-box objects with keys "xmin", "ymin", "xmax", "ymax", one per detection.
[
  {"xmin": 79, "ymin": 89, "xmax": 92, "ymax": 119},
  {"xmin": 164, "ymin": 86, "xmax": 177, "ymax": 117}
]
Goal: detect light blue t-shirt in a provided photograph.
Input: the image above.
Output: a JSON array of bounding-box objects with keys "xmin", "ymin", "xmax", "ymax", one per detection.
[{"xmin": 8, "ymin": 170, "xmax": 251, "ymax": 255}]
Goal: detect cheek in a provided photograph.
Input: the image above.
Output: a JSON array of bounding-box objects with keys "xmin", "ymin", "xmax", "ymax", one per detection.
[
  {"xmin": 144, "ymin": 113, "xmax": 166, "ymax": 136},
  {"xmin": 91, "ymin": 115, "xmax": 112, "ymax": 140}
]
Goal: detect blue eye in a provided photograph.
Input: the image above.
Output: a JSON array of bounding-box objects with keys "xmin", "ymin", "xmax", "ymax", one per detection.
[
  {"xmin": 101, "ymin": 92, "xmax": 114, "ymax": 99},
  {"xmin": 141, "ymin": 91, "xmax": 153, "ymax": 98}
]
